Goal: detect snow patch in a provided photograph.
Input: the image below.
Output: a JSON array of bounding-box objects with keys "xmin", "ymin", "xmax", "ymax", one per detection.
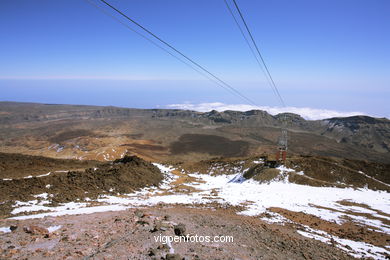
[
  {"xmin": 36, "ymin": 172, "xmax": 52, "ymax": 178},
  {"xmin": 9, "ymin": 162, "xmax": 390, "ymax": 258},
  {"xmin": 298, "ymin": 225, "xmax": 389, "ymax": 259},
  {"xmin": 48, "ymin": 225, "xmax": 62, "ymax": 233},
  {"xmin": 0, "ymin": 226, "xmax": 11, "ymax": 233}
]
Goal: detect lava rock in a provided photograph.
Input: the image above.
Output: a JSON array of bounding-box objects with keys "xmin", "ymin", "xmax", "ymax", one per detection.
[
  {"xmin": 135, "ymin": 209, "xmax": 144, "ymax": 218},
  {"xmin": 165, "ymin": 253, "xmax": 183, "ymax": 260},
  {"xmin": 10, "ymin": 225, "xmax": 18, "ymax": 232},
  {"xmin": 174, "ymin": 223, "xmax": 186, "ymax": 236},
  {"xmin": 23, "ymin": 225, "xmax": 49, "ymax": 236},
  {"xmin": 148, "ymin": 248, "xmax": 157, "ymax": 256}
]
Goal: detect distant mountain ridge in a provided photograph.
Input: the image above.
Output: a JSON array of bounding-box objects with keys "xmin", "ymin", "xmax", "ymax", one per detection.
[{"xmin": 0, "ymin": 101, "xmax": 389, "ymax": 163}]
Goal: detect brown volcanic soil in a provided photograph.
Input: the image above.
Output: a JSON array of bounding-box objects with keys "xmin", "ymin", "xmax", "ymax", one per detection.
[
  {"xmin": 48, "ymin": 129, "xmax": 99, "ymax": 144},
  {"xmin": 181, "ymin": 156, "xmax": 257, "ymax": 176},
  {"xmin": 290, "ymin": 156, "xmax": 390, "ymax": 191},
  {"xmin": 1, "ymin": 102, "xmax": 389, "ymax": 163},
  {"xmin": 0, "ymin": 207, "xmax": 355, "ymax": 260},
  {"xmin": 0, "ymin": 152, "xmax": 99, "ymax": 179},
  {"xmin": 170, "ymin": 134, "xmax": 250, "ymax": 157},
  {"xmin": 270, "ymin": 207, "xmax": 390, "ymax": 248},
  {"xmin": 341, "ymin": 158, "xmax": 390, "ymax": 184},
  {"xmin": 180, "ymin": 155, "xmax": 390, "ymax": 191},
  {"xmin": 0, "ymin": 156, "xmax": 163, "ymax": 216},
  {"xmin": 0, "ymin": 153, "xmax": 388, "ymax": 258}
]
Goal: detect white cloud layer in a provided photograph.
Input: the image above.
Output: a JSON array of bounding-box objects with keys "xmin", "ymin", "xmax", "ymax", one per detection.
[{"xmin": 166, "ymin": 102, "xmax": 367, "ymax": 120}]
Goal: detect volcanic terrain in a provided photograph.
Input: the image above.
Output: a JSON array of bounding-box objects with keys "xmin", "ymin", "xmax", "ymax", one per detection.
[{"xmin": 0, "ymin": 102, "xmax": 389, "ymax": 259}]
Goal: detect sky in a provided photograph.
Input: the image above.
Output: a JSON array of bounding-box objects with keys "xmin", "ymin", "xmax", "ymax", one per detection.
[{"xmin": 0, "ymin": 0, "xmax": 389, "ymax": 119}]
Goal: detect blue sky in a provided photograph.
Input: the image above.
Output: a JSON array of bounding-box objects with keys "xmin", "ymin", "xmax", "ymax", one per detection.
[{"xmin": 0, "ymin": 0, "xmax": 389, "ymax": 118}]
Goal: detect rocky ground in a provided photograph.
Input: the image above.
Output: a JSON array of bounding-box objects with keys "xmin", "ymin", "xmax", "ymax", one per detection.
[
  {"xmin": 0, "ymin": 155, "xmax": 163, "ymax": 217},
  {"xmin": 0, "ymin": 153, "xmax": 389, "ymax": 259},
  {"xmin": 0, "ymin": 207, "xmax": 356, "ymax": 260},
  {"xmin": 0, "ymin": 152, "xmax": 99, "ymax": 179}
]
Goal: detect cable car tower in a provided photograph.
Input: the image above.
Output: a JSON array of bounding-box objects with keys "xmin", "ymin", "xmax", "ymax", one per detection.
[
  {"xmin": 224, "ymin": 0, "xmax": 289, "ymax": 163},
  {"xmin": 91, "ymin": 0, "xmax": 289, "ymax": 163},
  {"xmin": 276, "ymin": 127, "xmax": 288, "ymax": 162}
]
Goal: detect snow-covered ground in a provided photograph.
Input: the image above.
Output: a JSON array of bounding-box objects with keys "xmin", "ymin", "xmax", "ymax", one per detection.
[
  {"xmin": 297, "ymin": 226, "xmax": 389, "ymax": 259},
  {"xmin": 7, "ymin": 162, "xmax": 390, "ymax": 259}
]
